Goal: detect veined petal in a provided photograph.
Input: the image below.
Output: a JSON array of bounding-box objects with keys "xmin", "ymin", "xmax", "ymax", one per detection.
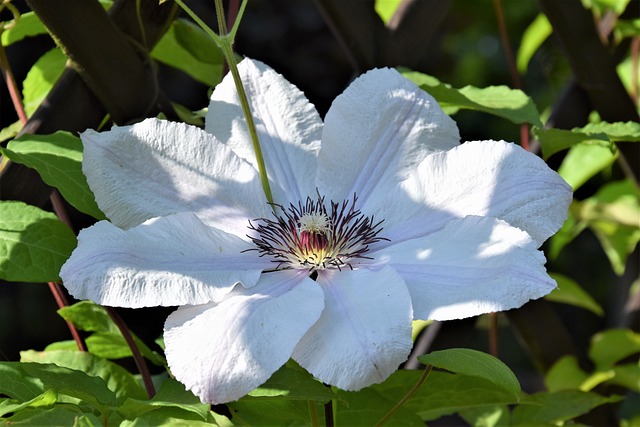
[
  {"xmin": 316, "ymin": 67, "xmax": 459, "ymax": 203},
  {"xmin": 293, "ymin": 267, "xmax": 413, "ymax": 391},
  {"xmin": 60, "ymin": 213, "xmax": 270, "ymax": 308},
  {"xmin": 82, "ymin": 118, "xmax": 269, "ymax": 235},
  {"xmin": 379, "ymin": 140, "xmax": 572, "ymax": 245},
  {"xmin": 164, "ymin": 270, "xmax": 324, "ymax": 404},
  {"xmin": 374, "ymin": 216, "xmax": 556, "ymax": 321},
  {"xmin": 206, "ymin": 58, "xmax": 322, "ymax": 203}
]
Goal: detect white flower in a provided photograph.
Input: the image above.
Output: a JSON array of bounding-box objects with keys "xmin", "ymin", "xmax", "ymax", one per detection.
[{"xmin": 60, "ymin": 59, "xmax": 572, "ymax": 404}]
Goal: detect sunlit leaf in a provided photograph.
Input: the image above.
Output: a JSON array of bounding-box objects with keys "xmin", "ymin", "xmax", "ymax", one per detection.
[
  {"xmin": 418, "ymin": 348, "xmax": 521, "ymax": 400},
  {"xmin": 85, "ymin": 332, "xmax": 166, "ymax": 367},
  {"xmin": 119, "ymin": 407, "xmax": 215, "ymax": 426},
  {"xmin": 57, "ymin": 301, "xmax": 119, "ymax": 334},
  {"xmin": 1, "ymin": 11, "xmax": 47, "ymax": 46},
  {"xmin": 578, "ymin": 121, "xmax": 640, "ymax": 142},
  {"xmin": 557, "ymin": 142, "xmax": 618, "ymax": 190},
  {"xmin": 20, "ymin": 350, "xmax": 146, "ymax": 402},
  {"xmin": 0, "ymin": 201, "xmax": 76, "ymax": 282},
  {"xmin": 534, "ymin": 127, "xmax": 612, "ymax": 161},
  {"xmin": 548, "ymin": 205, "xmax": 587, "ymax": 259},
  {"xmin": 3, "ymin": 132, "xmax": 106, "ymax": 220},
  {"xmin": 117, "ymin": 378, "xmax": 210, "ymax": 421},
  {"xmin": 0, "ymin": 406, "xmax": 102, "ymax": 426},
  {"xmin": 544, "ymin": 355, "xmax": 590, "ymax": 392},
  {"xmin": 151, "ymin": 18, "xmax": 224, "ymax": 87},
  {"xmin": 517, "ymin": 13, "xmax": 552, "ymax": 73},
  {"xmin": 610, "ymin": 364, "xmax": 640, "ymax": 392},
  {"xmin": 248, "ymin": 362, "xmax": 336, "ymax": 401},
  {"xmin": 402, "ymin": 70, "xmax": 542, "ymax": 127},
  {"xmin": 375, "ymin": 0, "xmax": 403, "ymax": 25},
  {"xmin": 511, "ymin": 390, "xmax": 622, "ymax": 424},
  {"xmin": 0, "ymin": 120, "xmax": 23, "ymax": 144},
  {"xmin": 22, "ymin": 48, "xmax": 66, "ymax": 116},
  {"xmin": 545, "ymin": 273, "xmax": 604, "ymax": 316},
  {"xmin": 578, "ymin": 180, "xmax": 640, "ymax": 275},
  {"xmin": 589, "ymin": 329, "xmax": 640, "ymax": 369},
  {"xmin": 0, "ymin": 389, "xmax": 57, "ymax": 417},
  {"xmin": 460, "ymin": 405, "xmax": 510, "ymax": 427}
]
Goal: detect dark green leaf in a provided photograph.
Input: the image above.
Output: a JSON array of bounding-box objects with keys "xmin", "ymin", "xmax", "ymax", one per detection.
[
  {"xmin": 372, "ymin": 370, "xmax": 520, "ymax": 421},
  {"xmin": 0, "ymin": 201, "xmax": 76, "ymax": 282},
  {"xmin": 229, "ymin": 396, "xmax": 311, "ymax": 426},
  {"xmin": 335, "ymin": 387, "xmax": 425, "ymax": 427},
  {"xmin": 545, "ymin": 273, "xmax": 604, "ymax": 316},
  {"xmin": 418, "ymin": 348, "xmax": 521, "ymax": 400},
  {"xmin": 4, "ymin": 132, "xmax": 106, "ymax": 220},
  {"xmin": 402, "ymin": 70, "xmax": 543, "ymax": 127},
  {"xmin": 119, "ymin": 407, "xmax": 214, "ymax": 426},
  {"xmin": 511, "ymin": 390, "xmax": 622, "ymax": 424},
  {"xmin": 0, "ymin": 362, "xmax": 45, "ymax": 402},
  {"xmin": 589, "ymin": 329, "xmax": 640, "ymax": 369}
]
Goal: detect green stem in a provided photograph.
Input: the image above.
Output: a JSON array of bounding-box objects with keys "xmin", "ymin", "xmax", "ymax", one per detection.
[
  {"xmin": 174, "ymin": 0, "xmax": 274, "ymax": 205},
  {"xmin": 308, "ymin": 400, "xmax": 319, "ymax": 427},
  {"xmin": 374, "ymin": 365, "xmax": 433, "ymax": 426}
]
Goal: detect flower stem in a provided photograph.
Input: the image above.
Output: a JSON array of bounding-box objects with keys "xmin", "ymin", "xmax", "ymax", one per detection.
[
  {"xmin": 105, "ymin": 307, "xmax": 156, "ymax": 398},
  {"xmin": 48, "ymin": 282, "xmax": 87, "ymax": 352},
  {"xmin": 374, "ymin": 365, "xmax": 433, "ymax": 427},
  {"xmin": 324, "ymin": 399, "xmax": 335, "ymax": 427},
  {"xmin": 174, "ymin": 0, "xmax": 274, "ymax": 206}
]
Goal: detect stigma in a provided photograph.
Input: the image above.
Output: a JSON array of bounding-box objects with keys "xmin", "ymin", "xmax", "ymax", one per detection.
[{"xmin": 248, "ymin": 194, "xmax": 386, "ymax": 271}]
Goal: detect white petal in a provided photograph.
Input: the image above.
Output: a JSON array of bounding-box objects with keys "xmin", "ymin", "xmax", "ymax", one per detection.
[
  {"xmin": 293, "ymin": 267, "xmax": 413, "ymax": 391},
  {"xmin": 164, "ymin": 270, "xmax": 324, "ymax": 404},
  {"xmin": 60, "ymin": 213, "xmax": 270, "ymax": 308},
  {"xmin": 379, "ymin": 140, "xmax": 572, "ymax": 245},
  {"xmin": 206, "ymin": 58, "xmax": 322, "ymax": 203},
  {"xmin": 374, "ymin": 216, "xmax": 556, "ymax": 321},
  {"xmin": 82, "ymin": 118, "xmax": 270, "ymax": 235},
  {"xmin": 316, "ymin": 67, "xmax": 459, "ymax": 203}
]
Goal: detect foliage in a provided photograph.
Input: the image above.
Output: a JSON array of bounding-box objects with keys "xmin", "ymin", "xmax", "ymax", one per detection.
[{"xmin": 1, "ymin": 0, "xmax": 638, "ymax": 425}]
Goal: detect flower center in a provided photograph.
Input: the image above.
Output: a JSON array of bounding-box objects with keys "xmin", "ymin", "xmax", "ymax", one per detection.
[{"xmin": 248, "ymin": 194, "xmax": 386, "ymax": 271}]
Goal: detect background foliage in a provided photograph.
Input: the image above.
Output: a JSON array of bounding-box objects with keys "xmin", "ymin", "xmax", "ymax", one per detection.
[{"xmin": 0, "ymin": 0, "xmax": 638, "ymax": 425}]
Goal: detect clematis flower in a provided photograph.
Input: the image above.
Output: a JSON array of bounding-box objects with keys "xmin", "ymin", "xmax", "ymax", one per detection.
[{"xmin": 60, "ymin": 58, "xmax": 572, "ymax": 404}]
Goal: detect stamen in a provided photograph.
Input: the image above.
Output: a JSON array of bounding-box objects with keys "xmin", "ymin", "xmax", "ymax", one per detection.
[{"xmin": 247, "ymin": 193, "xmax": 387, "ymax": 272}]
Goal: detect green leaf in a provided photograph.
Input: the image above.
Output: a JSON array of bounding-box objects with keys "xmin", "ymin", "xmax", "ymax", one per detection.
[
  {"xmin": 548, "ymin": 205, "xmax": 587, "ymax": 259},
  {"xmin": 117, "ymin": 378, "xmax": 210, "ymax": 421},
  {"xmin": 374, "ymin": 0, "xmax": 403, "ymax": 24},
  {"xmin": 511, "ymin": 390, "xmax": 622, "ymax": 424},
  {"xmin": 460, "ymin": 405, "xmax": 510, "ymax": 427},
  {"xmin": 610, "ymin": 364, "xmax": 640, "ymax": 392},
  {"xmin": 545, "ymin": 273, "xmax": 604, "ymax": 316},
  {"xmin": 0, "ymin": 362, "xmax": 45, "ymax": 401},
  {"xmin": 336, "ymin": 387, "xmax": 425, "ymax": 427},
  {"xmin": 1, "ymin": 11, "xmax": 48, "ymax": 46},
  {"xmin": 0, "ymin": 389, "xmax": 57, "ymax": 417},
  {"xmin": 418, "ymin": 348, "xmax": 521, "ymax": 400},
  {"xmin": 57, "ymin": 301, "xmax": 119, "ymax": 334},
  {"xmin": 0, "ymin": 201, "xmax": 76, "ymax": 282},
  {"xmin": 535, "ymin": 127, "xmax": 612, "ymax": 162},
  {"xmin": 372, "ymin": 370, "xmax": 520, "ymax": 421},
  {"xmin": 20, "ymin": 350, "xmax": 147, "ymax": 402},
  {"xmin": 22, "ymin": 48, "xmax": 66, "ymax": 117},
  {"xmin": 578, "ymin": 121, "xmax": 640, "ymax": 142},
  {"xmin": 402, "ymin": 70, "xmax": 542, "ymax": 127},
  {"xmin": 589, "ymin": 329, "xmax": 640, "ymax": 369},
  {"xmin": 1, "ymin": 406, "xmax": 102, "ymax": 426},
  {"xmin": 85, "ymin": 332, "xmax": 166, "ymax": 367},
  {"xmin": 119, "ymin": 407, "xmax": 215, "ymax": 426},
  {"xmin": 151, "ymin": 18, "xmax": 224, "ymax": 87},
  {"xmin": 517, "ymin": 13, "xmax": 552, "ymax": 73},
  {"xmin": 558, "ymin": 142, "xmax": 618, "ymax": 191},
  {"xmin": 578, "ymin": 180, "xmax": 640, "ymax": 275},
  {"xmin": 0, "ymin": 120, "xmax": 23, "ymax": 144},
  {"xmin": 248, "ymin": 363, "xmax": 336, "ymax": 401},
  {"xmin": 3, "ymin": 132, "xmax": 106, "ymax": 220},
  {"xmin": 544, "ymin": 355, "xmax": 589, "ymax": 392},
  {"xmin": 229, "ymin": 397, "xmax": 312, "ymax": 426}
]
